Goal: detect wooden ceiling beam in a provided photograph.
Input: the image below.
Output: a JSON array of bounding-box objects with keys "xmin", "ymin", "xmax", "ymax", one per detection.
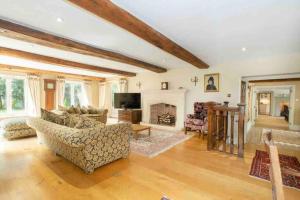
[
  {"xmin": 0, "ymin": 47, "xmax": 136, "ymax": 77},
  {"xmin": 0, "ymin": 18, "xmax": 167, "ymax": 73},
  {"xmin": 67, "ymin": 0, "xmax": 209, "ymax": 69},
  {"xmin": 0, "ymin": 64, "xmax": 106, "ymax": 81}
]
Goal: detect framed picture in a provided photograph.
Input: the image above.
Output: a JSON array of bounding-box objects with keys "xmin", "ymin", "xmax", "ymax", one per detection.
[
  {"xmin": 161, "ymin": 82, "xmax": 168, "ymax": 90},
  {"xmin": 204, "ymin": 73, "xmax": 219, "ymax": 92}
]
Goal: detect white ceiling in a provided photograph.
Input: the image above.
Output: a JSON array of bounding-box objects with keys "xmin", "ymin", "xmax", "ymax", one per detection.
[
  {"xmin": 0, "ymin": 0, "xmax": 299, "ymax": 78},
  {"xmin": 113, "ymin": 0, "xmax": 300, "ymax": 66},
  {"xmin": 0, "ymin": 0, "xmax": 192, "ymax": 78}
]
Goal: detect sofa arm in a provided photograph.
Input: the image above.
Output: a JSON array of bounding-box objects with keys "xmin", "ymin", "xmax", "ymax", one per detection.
[{"xmin": 27, "ymin": 118, "xmax": 86, "ymax": 148}]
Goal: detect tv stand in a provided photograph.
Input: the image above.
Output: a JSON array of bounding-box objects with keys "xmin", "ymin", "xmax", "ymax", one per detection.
[{"xmin": 118, "ymin": 109, "xmax": 142, "ymax": 124}]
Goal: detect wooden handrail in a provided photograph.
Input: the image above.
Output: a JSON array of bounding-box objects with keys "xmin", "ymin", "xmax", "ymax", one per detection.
[
  {"xmin": 264, "ymin": 132, "xmax": 285, "ymax": 200},
  {"xmin": 207, "ymin": 102, "xmax": 245, "ymax": 157}
]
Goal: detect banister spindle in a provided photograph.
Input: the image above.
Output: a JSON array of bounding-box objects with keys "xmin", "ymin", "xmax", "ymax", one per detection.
[
  {"xmin": 237, "ymin": 104, "xmax": 246, "ymax": 158},
  {"xmin": 230, "ymin": 111, "xmax": 235, "ymax": 154},
  {"xmin": 223, "ymin": 109, "xmax": 228, "ymax": 153},
  {"xmin": 216, "ymin": 110, "xmax": 220, "ymax": 150}
]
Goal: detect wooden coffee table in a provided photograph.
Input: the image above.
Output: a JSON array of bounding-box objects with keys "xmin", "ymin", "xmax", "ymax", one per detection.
[{"xmin": 131, "ymin": 124, "xmax": 151, "ymax": 139}]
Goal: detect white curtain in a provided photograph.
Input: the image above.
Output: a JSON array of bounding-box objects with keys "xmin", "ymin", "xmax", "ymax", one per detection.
[
  {"xmin": 56, "ymin": 78, "xmax": 65, "ymax": 109},
  {"xmin": 27, "ymin": 74, "xmax": 41, "ymax": 117},
  {"xmin": 119, "ymin": 79, "xmax": 128, "ymax": 93},
  {"xmin": 98, "ymin": 81, "xmax": 113, "ymax": 117},
  {"xmin": 83, "ymin": 81, "xmax": 92, "ymax": 106},
  {"xmin": 99, "ymin": 82, "xmax": 106, "ymax": 109}
]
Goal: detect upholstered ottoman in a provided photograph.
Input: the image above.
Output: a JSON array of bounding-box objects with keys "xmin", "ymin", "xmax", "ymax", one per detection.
[{"xmin": 0, "ymin": 118, "xmax": 36, "ymax": 140}]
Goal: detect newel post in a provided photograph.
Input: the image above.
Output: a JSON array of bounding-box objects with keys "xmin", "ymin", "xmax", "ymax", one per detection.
[
  {"xmin": 207, "ymin": 104, "xmax": 214, "ymax": 151},
  {"xmin": 237, "ymin": 103, "xmax": 245, "ymax": 158}
]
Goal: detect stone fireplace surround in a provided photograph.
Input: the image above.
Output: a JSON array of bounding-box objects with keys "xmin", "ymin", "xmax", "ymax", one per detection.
[{"xmin": 140, "ymin": 89, "xmax": 187, "ymax": 130}]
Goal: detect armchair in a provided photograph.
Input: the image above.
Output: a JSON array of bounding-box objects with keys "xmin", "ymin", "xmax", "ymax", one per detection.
[{"xmin": 184, "ymin": 102, "xmax": 208, "ymax": 136}]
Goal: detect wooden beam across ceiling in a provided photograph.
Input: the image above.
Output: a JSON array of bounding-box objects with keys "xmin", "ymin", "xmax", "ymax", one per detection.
[
  {"xmin": 0, "ymin": 64, "xmax": 105, "ymax": 81},
  {"xmin": 0, "ymin": 19, "xmax": 167, "ymax": 73},
  {"xmin": 67, "ymin": 0, "xmax": 209, "ymax": 69},
  {"xmin": 0, "ymin": 47, "xmax": 136, "ymax": 77}
]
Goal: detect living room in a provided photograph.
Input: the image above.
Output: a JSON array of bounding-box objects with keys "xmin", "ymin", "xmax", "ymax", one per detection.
[{"xmin": 0, "ymin": 0, "xmax": 300, "ymax": 199}]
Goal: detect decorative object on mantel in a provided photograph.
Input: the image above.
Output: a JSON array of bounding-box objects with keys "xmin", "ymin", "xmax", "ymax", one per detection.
[
  {"xmin": 178, "ymin": 87, "xmax": 184, "ymax": 90},
  {"xmin": 161, "ymin": 82, "xmax": 168, "ymax": 90},
  {"xmin": 227, "ymin": 93, "xmax": 231, "ymax": 98},
  {"xmin": 204, "ymin": 73, "xmax": 219, "ymax": 92},
  {"xmin": 190, "ymin": 76, "xmax": 199, "ymax": 86},
  {"xmin": 136, "ymin": 81, "xmax": 142, "ymax": 89}
]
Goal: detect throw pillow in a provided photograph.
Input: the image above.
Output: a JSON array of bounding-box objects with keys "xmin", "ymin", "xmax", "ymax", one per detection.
[
  {"xmin": 41, "ymin": 108, "xmax": 66, "ymax": 125},
  {"xmin": 74, "ymin": 105, "xmax": 82, "ymax": 114},
  {"xmin": 65, "ymin": 114, "xmax": 81, "ymax": 128},
  {"xmin": 74, "ymin": 116, "xmax": 105, "ymax": 129},
  {"xmin": 67, "ymin": 106, "xmax": 76, "ymax": 114},
  {"xmin": 87, "ymin": 106, "xmax": 98, "ymax": 114},
  {"xmin": 80, "ymin": 106, "xmax": 88, "ymax": 114}
]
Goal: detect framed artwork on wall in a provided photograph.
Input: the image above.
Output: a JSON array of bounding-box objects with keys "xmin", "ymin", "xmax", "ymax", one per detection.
[{"xmin": 204, "ymin": 73, "xmax": 219, "ymax": 92}]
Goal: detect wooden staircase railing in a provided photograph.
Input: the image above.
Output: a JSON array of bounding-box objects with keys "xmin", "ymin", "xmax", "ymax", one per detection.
[{"xmin": 207, "ymin": 102, "xmax": 246, "ymax": 158}]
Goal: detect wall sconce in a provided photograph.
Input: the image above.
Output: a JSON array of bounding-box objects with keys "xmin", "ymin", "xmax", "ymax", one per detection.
[
  {"xmin": 190, "ymin": 76, "xmax": 199, "ymax": 86},
  {"xmin": 136, "ymin": 81, "xmax": 142, "ymax": 89}
]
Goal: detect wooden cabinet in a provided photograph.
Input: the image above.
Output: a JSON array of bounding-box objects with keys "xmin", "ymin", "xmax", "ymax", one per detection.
[{"xmin": 118, "ymin": 109, "xmax": 142, "ymax": 124}]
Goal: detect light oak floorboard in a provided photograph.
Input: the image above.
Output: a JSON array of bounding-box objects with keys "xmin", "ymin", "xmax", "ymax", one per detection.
[{"xmin": 0, "ymin": 135, "xmax": 299, "ymax": 200}]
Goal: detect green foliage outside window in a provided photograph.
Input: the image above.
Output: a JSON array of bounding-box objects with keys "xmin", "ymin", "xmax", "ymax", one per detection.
[
  {"xmin": 63, "ymin": 82, "xmax": 82, "ymax": 107},
  {"xmin": 0, "ymin": 78, "xmax": 6, "ymax": 112},
  {"xmin": 11, "ymin": 79, "xmax": 25, "ymax": 110},
  {"xmin": 64, "ymin": 83, "xmax": 71, "ymax": 107}
]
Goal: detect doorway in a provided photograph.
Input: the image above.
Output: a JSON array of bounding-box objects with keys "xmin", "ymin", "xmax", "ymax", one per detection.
[{"xmin": 258, "ymin": 92, "xmax": 271, "ymax": 115}]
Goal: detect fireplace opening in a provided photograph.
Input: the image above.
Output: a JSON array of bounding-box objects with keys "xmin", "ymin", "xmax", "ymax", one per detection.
[{"xmin": 150, "ymin": 103, "xmax": 176, "ymax": 126}]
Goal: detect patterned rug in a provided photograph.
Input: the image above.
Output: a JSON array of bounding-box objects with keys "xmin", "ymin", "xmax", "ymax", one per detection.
[
  {"xmin": 130, "ymin": 128, "xmax": 193, "ymax": 158},
  {"xmin": 249, "ymin": 150, "xmax": 300, "ymax": 190}
]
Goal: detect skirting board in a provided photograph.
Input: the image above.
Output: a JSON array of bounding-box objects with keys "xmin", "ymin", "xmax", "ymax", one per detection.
[{"xmin": 289, "ymin": 124, "xmax": 300, "ymax": 131}]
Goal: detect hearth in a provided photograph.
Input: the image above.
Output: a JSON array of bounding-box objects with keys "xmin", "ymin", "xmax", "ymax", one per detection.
[{"xmin": 150, "ymin": 103, "xmax": 176, "ymax": 127}]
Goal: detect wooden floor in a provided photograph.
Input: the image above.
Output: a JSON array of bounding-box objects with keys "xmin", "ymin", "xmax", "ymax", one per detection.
[{"xmin": 0, "ymin": 135, "xmax": 299, "ymax": 200}]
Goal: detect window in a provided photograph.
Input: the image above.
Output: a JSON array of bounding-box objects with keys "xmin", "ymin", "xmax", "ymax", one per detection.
[
  {"xmin": 64, "ymin": 81, "xmax": 84, "ymax": 107},
  {"xmin": 0, "ymin": 75, "xmax": 26, "ymax": 115},
  {"xmin": 111, "ymin": 82, "xmax": 119, "ymax": 108}
]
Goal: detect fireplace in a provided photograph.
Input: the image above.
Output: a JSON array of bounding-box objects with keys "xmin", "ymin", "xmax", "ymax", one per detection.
[
  {"xmin": 150, "ymin": 103, "xmax": 176, "ymax": 126},
  {"xmin": 141, "ymin": 89, "xmax": 187, "ymax": 130}
]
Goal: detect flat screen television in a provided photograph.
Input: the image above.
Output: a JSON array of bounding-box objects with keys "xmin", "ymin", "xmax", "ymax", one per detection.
[{"xmin": 114, "ymin": 93, "xmax": 141, "ymax": 109}]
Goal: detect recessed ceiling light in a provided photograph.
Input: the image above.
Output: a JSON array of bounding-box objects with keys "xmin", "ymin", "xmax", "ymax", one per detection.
[
  {"xmin": 56, "ymin": 17, "xmax": 63, "ymax": 22},
  {"xmin": 242, "ymin": 47, "xmax": 247, "ymax": 52}
]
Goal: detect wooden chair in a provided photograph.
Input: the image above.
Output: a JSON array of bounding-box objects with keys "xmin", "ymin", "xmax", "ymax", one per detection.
[{"xmin": 264, "ymin": 132, "xmax": 300, "ymax": 200}]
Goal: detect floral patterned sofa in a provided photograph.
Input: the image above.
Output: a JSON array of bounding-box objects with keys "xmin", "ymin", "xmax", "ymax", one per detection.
[
  {"xmin": 0, "ymin": 117, "xmax": 36, "ymax": 140},
  {"xmin": 27, "ymin": 118, "xmax": 131, "ymax": 174}
]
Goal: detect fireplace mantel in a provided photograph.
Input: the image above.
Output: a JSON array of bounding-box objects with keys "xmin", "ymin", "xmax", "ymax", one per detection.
[{"xmin": 141, "ymin": 89, "xmax": 187, "ymax": 130}]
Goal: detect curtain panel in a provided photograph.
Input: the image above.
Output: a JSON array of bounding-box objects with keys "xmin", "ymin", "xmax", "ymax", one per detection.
[
  {"xmin": 83, "ymin": 81, "xmax": 92, "ymax": 106},
  {"xmin": 27, "ymin": 74, "xmax": 41, "ymax": 117},
  {"xmin": 56, "ymin": 78, "xmax": 65, "ymax": 109}
]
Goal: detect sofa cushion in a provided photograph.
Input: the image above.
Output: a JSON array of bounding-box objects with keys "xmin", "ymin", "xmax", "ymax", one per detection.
[{"xmin": 0, "ymin": 117, "xmax": 30, "ymax": 131}]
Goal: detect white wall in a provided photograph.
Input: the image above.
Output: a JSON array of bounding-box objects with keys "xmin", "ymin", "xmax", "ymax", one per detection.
[
  {"xmin": 127, "ymin": 49, "xmax": 300, "ymax": 114},
  {"xmin": 128, "ymin": 67, "xmax": 242, "ymax": 116}
]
